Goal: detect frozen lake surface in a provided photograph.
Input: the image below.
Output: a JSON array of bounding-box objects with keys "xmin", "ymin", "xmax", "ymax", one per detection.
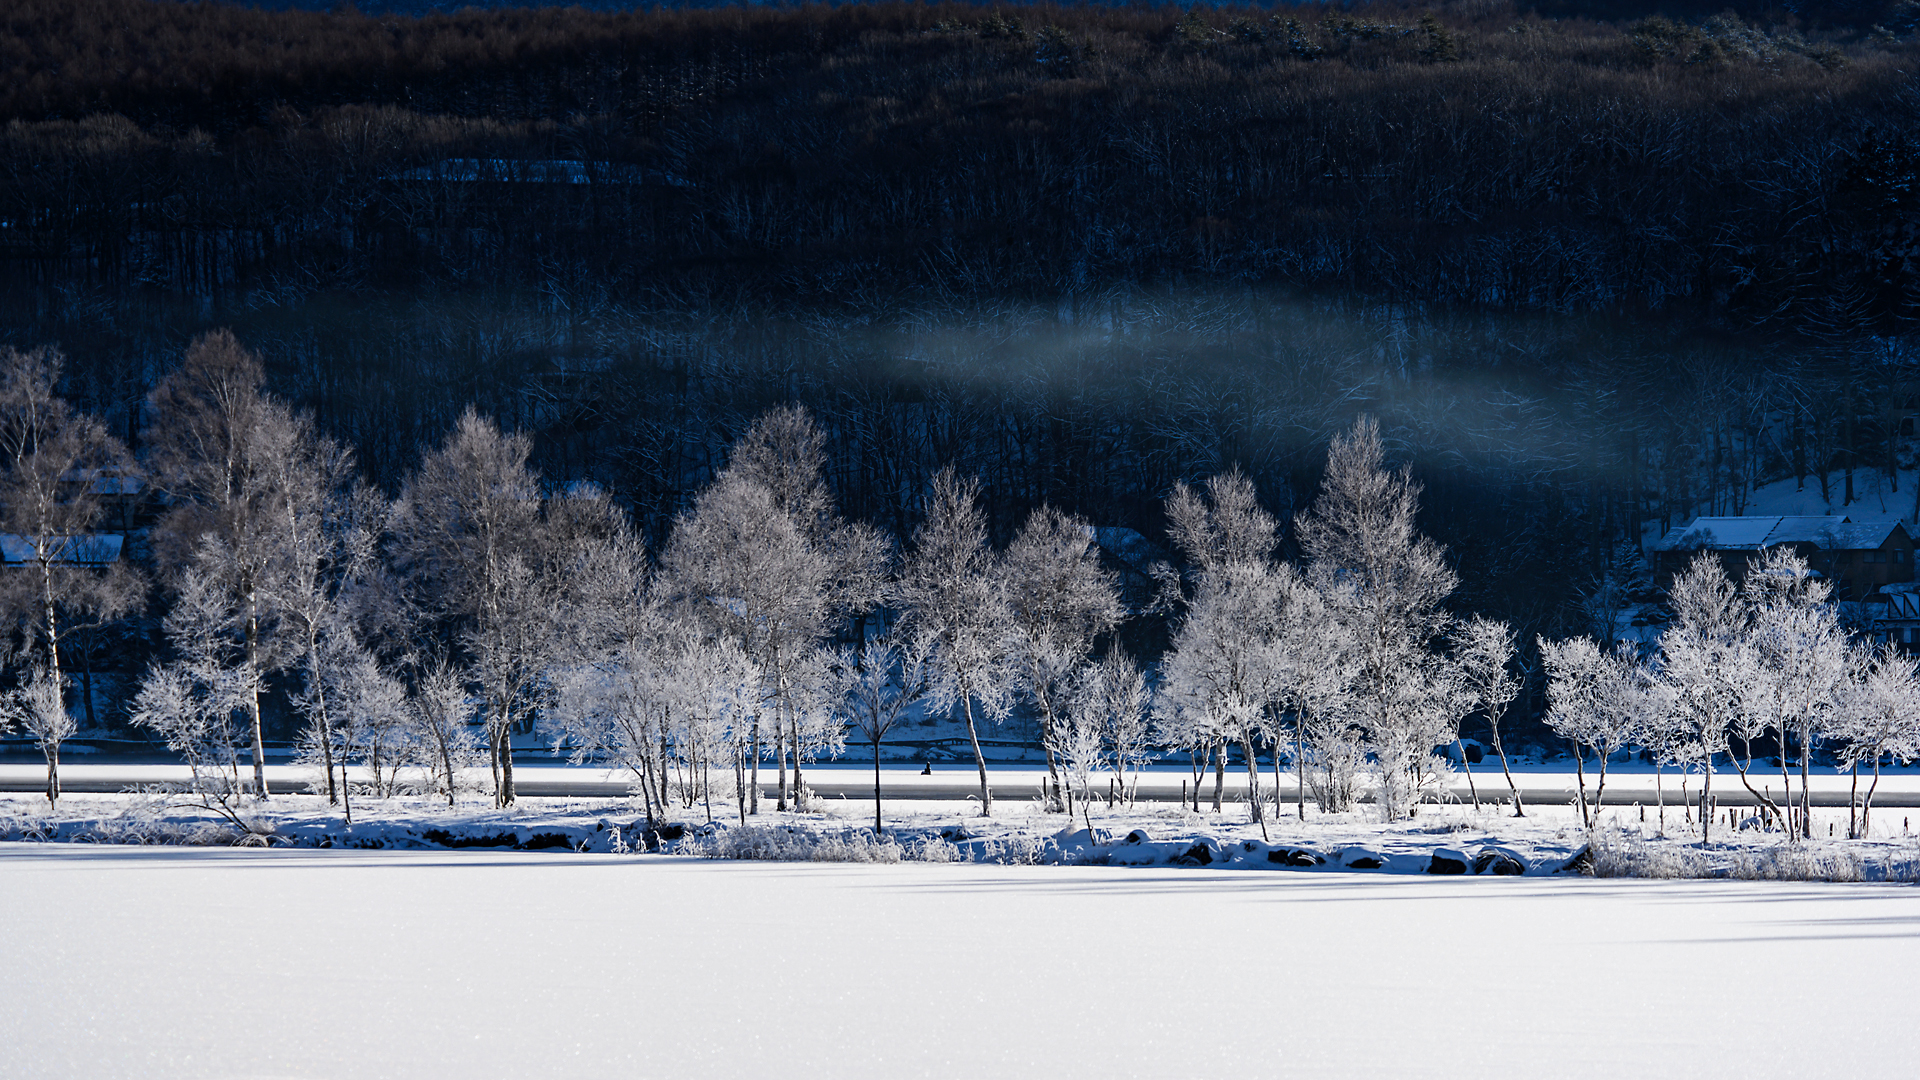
[{"xmin": 3, "ymin": 843, "xmax": 1916, "ymax": 1078}]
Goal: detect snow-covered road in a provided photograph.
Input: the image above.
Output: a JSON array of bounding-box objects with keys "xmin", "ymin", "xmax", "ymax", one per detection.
[{"xmin": 2, "ymin": 844, "xmax": 1915, "ymax": 1078}]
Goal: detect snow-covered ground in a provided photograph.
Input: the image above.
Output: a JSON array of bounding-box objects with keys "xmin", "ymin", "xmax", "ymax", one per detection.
[
  {"xmin": 2, "ymin": 843, "xmax": 1917, "ymax": 1079},
  {"xmin": 7, "ymin": 759, "xmax": 1920, "ymax": 805},
  {"xmin": 6, "ymin": 773, "xmax": 1920, "ymax": 884}
]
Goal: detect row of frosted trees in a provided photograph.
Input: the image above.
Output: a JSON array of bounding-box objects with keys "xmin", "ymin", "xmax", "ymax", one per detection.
[
  {"xmin": 1542, "ymin": 548, "xmax": 1920, "ymax": 842},
  {"xmin": 4, "ymin": 333, "xmax": 1916, "ymax": 837},
  {"xmin": 1, "ymin": 329, "xmax": 1528, "ymax": 831}
]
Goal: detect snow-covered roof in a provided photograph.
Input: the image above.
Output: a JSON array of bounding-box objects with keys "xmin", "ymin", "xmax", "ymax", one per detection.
[
  {"xmin": 1872, "ymin": 590, "xmax": 1920, "ymax": 621},
  {"xmin": 1650, "ymin": 515, "xmax": 1907, "ymax": 553},
  {"xmin": 1830, "ymin": 520, "xmax": 1908, "ymax": 549},
  {"xmin": 0, "ymin": 533, "xmax": 123, "ymax": 566}
]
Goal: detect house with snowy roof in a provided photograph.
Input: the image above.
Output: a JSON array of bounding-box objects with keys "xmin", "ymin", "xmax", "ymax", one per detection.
[{"xmin": 1648, "ymin": 515, "xmax": 1914, "ymax": 600}]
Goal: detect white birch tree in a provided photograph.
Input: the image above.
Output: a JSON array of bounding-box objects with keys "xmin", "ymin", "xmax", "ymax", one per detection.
[
  {"xmin": 1002, "ymin": 505, "xmax": 1124, "ymax": 810},
  {"xmin": 834, "ymin": 631, "xmax": 932, "ymax": 833},
  {"xmin": 1830, "ymin": 643, "xmax": 1920, "ymax": 839},
  {"xmin": 1295, "ymin": 417, "xmax": 1458, "ymax": 822},
  {"xmin": 0, "ymin": 346, "xmax": 143, "ymax": 803},
  {"xmin": 1658, "ymin": 552, "xmax": 1745, "ymax": 844},
  {"xmin": 897, "ymin": 467, "xmax": 1012, "ymax": 816},
  {"xmin": 391, "ymin": 409, "xmax": 554, "ymax": 807},
  {"xmin": 143, "ymin": 331, "xmax": 316, "ymax": 799},
  {"xmin": 1738, "ymin": 547, "xmax": 1848, "ymax": 839}
]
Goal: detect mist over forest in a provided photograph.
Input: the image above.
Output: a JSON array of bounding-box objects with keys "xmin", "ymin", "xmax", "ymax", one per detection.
[{"xmin": 3, "ymin": 0, "xmax": 1918, "ymax": 733}]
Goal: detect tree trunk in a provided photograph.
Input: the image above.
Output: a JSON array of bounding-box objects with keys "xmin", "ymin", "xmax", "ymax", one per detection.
[
  {"xmin": 1041, "ymin": 709, "xmax": 1063, "ymax": 812},
  {"xmin": 1702, "ymin": 761, "xmax": 1714, "ymax": 845},
  {"xmin": 775, "ymin": 708, "xmax": 789, "ymax": 812},
  {"xmin": 1733, "ymin": 751, "xmax": 1784, "ymax": 834},
  {"xmin": 1489, "ymin": 710, "xmax": 1524, "ymax": 816},
  {"xmin": 1295, "ymin": 716, "xmax": 1308, "ymax": 820},
  {"xmin": 43, "ymin": 741, "xmax": 60, "ymax": 805},
  {"xmin": 1864, "ymin": 757, "xmax": 1883, "ymax": 838},
  {"xmin": 1573, "ymin": 744, "xmax": 1590, "ymax": 829},
  {"xmin": 873, "ymin": 732, "xmax": 885, "ymax": 834},
  {"xmin": 309, "ymin": 646, "xmax": 337, "ymax": 807},
  {"xmin": 1849, "ymin": 761, "xmax": 1860, "ymax": 840},
  {"xmin": 1211, "ymin": 740, "xmax": 1225, "ymax": 813},
  {"xmin": 1456, "ymin": 735, "xmax": 1480, "ymax": 811},
  {"xmin": 1592, "ymin": 754, "xmax": 1609, "ymax": 829},
  {"xmin": 1655, "ymin": 764, "xmax": 1666, "ymax": 834},
  {"xmin": 499, "ymin": 721, "xmax": 516, "ymax": 806},
  {"xmin": 1797, "ymin": 720, "xmax": 1813, "ymax": 844},
  {"xmin": 1270, "ymin": 740, "xmax": 1287, "ymax": 826},
  {"xmin": 960, "ymin": 689, "xmax": 991, "ymax": 817},
  {"xmin": 791, "ymin": 714, "xmax": 806, "ymax": 812},
  {"xmin": 1238, "ymin": 729, "xmax": 1267, "ymax": 840},
  {"xmin": 246, "ymin": 609, "xmax": 269, "ymax": 799},
  {"xmin": 748, "ymin": 715, "xmax": 760, "ymax": 815}
]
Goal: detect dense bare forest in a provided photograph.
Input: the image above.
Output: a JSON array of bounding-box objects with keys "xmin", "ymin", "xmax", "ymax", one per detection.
[{"xmin": 2, "ymin": 1, "xmax": 1918, "ymax": 740}]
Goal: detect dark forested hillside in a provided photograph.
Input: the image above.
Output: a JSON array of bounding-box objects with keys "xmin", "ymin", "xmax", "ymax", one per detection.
[{"xmin": 3, "ymin": 0, "xmax": 1918, "ymax": 647}]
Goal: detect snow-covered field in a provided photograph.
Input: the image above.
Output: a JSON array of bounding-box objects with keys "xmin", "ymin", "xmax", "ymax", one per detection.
[{"xmin": 3, "ymin": 843, "xmax": 1917, "ymax": 1080}]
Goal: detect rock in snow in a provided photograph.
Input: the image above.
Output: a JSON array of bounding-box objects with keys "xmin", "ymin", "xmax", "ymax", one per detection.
[
  {"xmin": 1427, "ymin": 848, "xmax": 1470, "ymax": 875},
  {"xmin": 1473, "ymin": 847, "xmax": 1528, "ymax": 875},
  {"xmin": 1172, "ymin": 841, "xmax": 1216, "ymax": 866},
  {"xmin": 1338, "ymin": 847, "xmax": 1389, "ymax": 870}
]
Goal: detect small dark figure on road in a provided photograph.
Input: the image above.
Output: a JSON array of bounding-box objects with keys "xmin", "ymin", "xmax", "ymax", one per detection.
[{"xmin": 921, "ymin": 760, "xmax": 933, "ymax": 776}]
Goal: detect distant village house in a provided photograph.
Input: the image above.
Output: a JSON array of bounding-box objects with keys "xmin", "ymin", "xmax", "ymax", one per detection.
[{"xmin": 1649, "ymin": 515, "xmax": 1915, "ymax": 601}]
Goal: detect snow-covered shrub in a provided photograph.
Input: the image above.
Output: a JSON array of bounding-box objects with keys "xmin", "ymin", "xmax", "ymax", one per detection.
[
  {"xmin": 1589, "ymin": 833, "xmax": 1712, "ymax": 879},
  {"xmin": 1592, "ymin": 831, "xmax": 1901, "ymax": 883},
  {"xmin": 908, "ymin": 834, "xmax": 966, "ymax": 863},
  {"xmin": 680, "ymin": 825, "xmax": 904, "ymax": 863},
  {"xmin": 975, "ymin": 834, "xmax": 1049, "ymax": 865},
  {"xmin": 1728, "ymin": 845, "xmax": 1864, "ymax": 883}
]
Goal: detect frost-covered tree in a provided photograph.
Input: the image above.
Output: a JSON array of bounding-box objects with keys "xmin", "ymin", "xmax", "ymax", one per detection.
[
  {"xmin": 143, "ymin": 331, "xmax": 314, "ymax": 799},
  {"xmin": 0, "ymin": 346, "xmax": 143, "ymax": 802},
  {"xmin": 1159, "ymin": 471, "xmax": 1284, "ymax": 828},
  {"xmin": 1087, "ymin": 645, "xmax": 1152, "ymax": 806},
  {"xmin": 1737, "ymin": 548, "xmax": 1847, "ymax": 839},
  {"xmin": 897, "ymin": 467, "xmax": 1013, "ymax": 816},
  {"xmin": 268, "ymin": 432, "xmax": 385, "ymax": 813},
  {"xmin": 834, "ymin": 632, "xmax": 932, "ymax": 833},
  {"xmin": 1296, "ymin": 417, "xmax": 1458, "ymax": 822},
  {"xmin": 1541, "ymin": 637, "xmax": 1656, "ymax": 829},
  {"xmin": 1451, "ymin": 615, "xmax": 1522, "ymax": 814},
  {"xmin": 310, "ymin": 637, "xmax": 411, "ymax": 809},
  {"xmin": 545, "ymin": 513, "xmax": 678, "ymax": 822},
  {"xmin": 0, "ymin": 664, "xmax": 69, "ymax": 803},
  {"xmin": 406, "ymin": 657, "xmax": 484, "ymax": 807},
  {"xmin": 659, "ymin": 630, "xmax": 761, "ymax": 824},
  {"xmin": 1273, "ymin": 570, "xmax": 1358, "ymax": 817},
  {"xmin": 1634, "ymin": 667, "xmax": 1692, "ymax": 835},
  {"xmin": 1052, "ymin": 671, "xmax": 1107, "ymax": 820},
  {"xmin": 661, "ymin": 406, "xmax": 883, "ymax": 814},
  {"xmin": 130, "ymin": 562, "xmax": 269, "ymax": 817},
  {"xmin": 1658, "ymin": 552, "xmax": 1746, "ymax": 844},
  {"xmin": 1830, "ymin": 644, "xmax": 1920, "ymax": 839},
  {"xmin": 1002, "ymin": 504, "xmax": 1123, "ymax": 810},
  {"xmin": 391, "ymin": 410, "xmax": 560, "ymax": 807}
]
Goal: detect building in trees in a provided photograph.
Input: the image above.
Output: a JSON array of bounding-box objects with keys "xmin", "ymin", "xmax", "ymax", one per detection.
[{"xmin": 1650, "ymin": 516, "xmax": 1914, "ymax": 600}]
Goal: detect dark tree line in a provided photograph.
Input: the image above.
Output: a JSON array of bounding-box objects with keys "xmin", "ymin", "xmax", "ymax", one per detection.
[{"xmin": 1, "ymin": 1, "xmax": 1918, "ymax": 743}]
